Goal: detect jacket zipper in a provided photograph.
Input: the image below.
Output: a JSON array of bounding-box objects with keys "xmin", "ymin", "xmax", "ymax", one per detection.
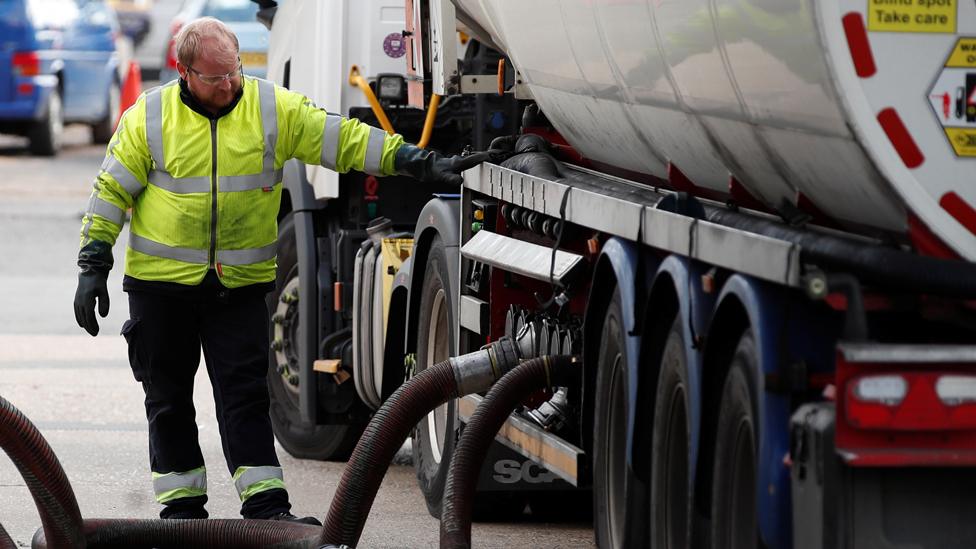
[{"xmin": 209, "ymin": 119, "xmax": 219, "ymax": 273}]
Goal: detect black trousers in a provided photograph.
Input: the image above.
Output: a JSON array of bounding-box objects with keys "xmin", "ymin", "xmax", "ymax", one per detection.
[{"xmin": 123, "ymin": 282, "xmax": 290, "ymax": 519}]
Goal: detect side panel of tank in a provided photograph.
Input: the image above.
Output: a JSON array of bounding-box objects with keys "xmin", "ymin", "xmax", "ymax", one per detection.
[
  {"xmin": 558, "ymin": 0, "xmax": 669, "ymax": 176},
  {"xmin": 712, "ymin": 0, "xmax": 905, "ymax": 231},
  {"xmin": 592, "ymin": 0, "xmax": 731, "ymax": 192},
  {"xmin": 819, "ymin": 0, "xmax": 976, "ymax": 258},
  {"xmin": 651, "ymin": 0, "xmax": 798, "ymax": 209}
]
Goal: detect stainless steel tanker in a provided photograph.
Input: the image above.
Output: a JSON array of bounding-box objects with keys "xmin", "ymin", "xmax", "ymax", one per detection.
[{"xmin": 449, "ymin": 0, "xmax": 976, "ymax": 259}]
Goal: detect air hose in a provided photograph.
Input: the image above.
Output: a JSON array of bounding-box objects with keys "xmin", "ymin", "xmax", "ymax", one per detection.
[
  {"xmin": 439, "ymin": 355, "xmax": 580, "ymax": 549},
  {"xmin": 320, "ymin": 337, "xmax": 522, "ymax": 548}
]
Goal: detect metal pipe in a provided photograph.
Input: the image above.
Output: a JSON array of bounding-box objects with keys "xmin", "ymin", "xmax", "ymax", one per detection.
[
  {"xmin": 417, "ymin": 94, "xmax": 441, "ymax": 149},
  {"xmin": 348, "ymin": 65, "xmax": 395, "ymax": 135}
]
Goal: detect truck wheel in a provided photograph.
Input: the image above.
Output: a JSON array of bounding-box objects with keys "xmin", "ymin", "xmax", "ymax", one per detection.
[
  {"xmin": 593, "ymin": 290, "xmax": 629, "ymax": 548},
  {"xmin": 91, "ymin": 80, "xmax": 120, "ymax": 144},
  {"xmin": 650, "ymin": 317, "xmax": 692, "ymax": 549},
  {"xmin": 29, "ymin": 88, "xmax": 63, "ymax": 156},
  {"xmin": 411, "ymin": 235, "xmax": 457, "ymax": 518},
  {"xmin": 709, "ymin": 329, "xmax": 759, "ymax": 549},
  {"xmin": 267, "ymin": 213, "xmax": 359, "ymax": 461}
]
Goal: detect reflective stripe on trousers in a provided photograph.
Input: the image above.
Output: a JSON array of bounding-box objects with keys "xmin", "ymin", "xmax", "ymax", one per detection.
[
  {"xmin": 233, "ymin": 465, "xmax": 285, "ymax": 501},
  {"xmin": 153, "ymin": 466, "xmax": 207, "ymax": 503}
]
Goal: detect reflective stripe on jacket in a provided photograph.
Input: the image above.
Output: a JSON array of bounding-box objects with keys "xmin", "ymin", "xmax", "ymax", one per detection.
[{"xmin": 80, "ymin": 76, "xmax": 404, "ymax": 288}]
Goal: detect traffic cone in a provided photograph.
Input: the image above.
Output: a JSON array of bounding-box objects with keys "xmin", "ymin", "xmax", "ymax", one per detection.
[{"xmin": 118, "ymin": 60, "xmax": 142, "ymax": 126}]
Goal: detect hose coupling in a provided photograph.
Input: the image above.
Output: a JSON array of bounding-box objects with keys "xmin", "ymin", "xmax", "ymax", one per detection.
[{"xmin": 450, "ymin": 337, "xmax": 520, "ymax": 395}]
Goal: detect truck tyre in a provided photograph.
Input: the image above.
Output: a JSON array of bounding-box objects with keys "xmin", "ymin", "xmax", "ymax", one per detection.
[
  {"xmin": 709, "ymin": 329, "xmax": 759, "ymax": 549},
  {"xmin": 267, "ymin": 213, "xmax": 360, "ymax": 461},
  {"xmin": 91, "ymin": 80, "xmax": 120, "ymax": 144},
  {"xmin": 593, "ymin": 290, "xmax": 629, "ymax": 549},
  {"xmin": 29, "ymin": 87, "xmax": 63, "ymax": 156},
  {"xmin": 650, "ymin": 317, "xmax": 692, "ymax": 549},
  {"xmin": 411, "ymin": 235, "xmax": 457, "ymax": 517}
]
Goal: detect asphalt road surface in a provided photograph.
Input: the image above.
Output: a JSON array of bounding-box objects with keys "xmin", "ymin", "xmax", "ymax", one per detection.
[{"xmin": 0, "ymin": 126, "xmax": 594, "ymax": 547}]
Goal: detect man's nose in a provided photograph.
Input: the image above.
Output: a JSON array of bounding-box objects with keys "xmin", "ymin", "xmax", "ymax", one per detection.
[{"xmin": 218, "ymin": 77, "xmax": 233, "ymax": 91}]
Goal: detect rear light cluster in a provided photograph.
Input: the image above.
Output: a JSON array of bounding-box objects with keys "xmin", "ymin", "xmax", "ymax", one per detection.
[
  {"xmin": 12, "ymin": 51, "xmax": 39, "ymax": 95},
  {"xmin": 834, "ymin": 345, "xmax": 976, "ymax": 466},
  {"xmin": 847, "ymin": 372, "xmax": 976, "ymax": 430},
  {"xmin": 12, "ymin": 52, "xmax": 39, "ymax": 77}
]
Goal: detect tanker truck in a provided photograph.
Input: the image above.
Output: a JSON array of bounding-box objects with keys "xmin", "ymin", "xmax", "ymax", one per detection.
[{"xmin": 256, "ymin": 0, "xmax": 976, "ymax": 547}]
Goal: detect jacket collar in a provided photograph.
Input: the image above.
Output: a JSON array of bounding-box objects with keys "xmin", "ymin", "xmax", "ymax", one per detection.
[{"xmin": 178, "ymin": 77, "xmax": 245, "ymax": 120}]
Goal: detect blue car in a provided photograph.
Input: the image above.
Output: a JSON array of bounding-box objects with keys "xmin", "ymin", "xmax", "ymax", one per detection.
[{"xmin": 0, "ymin": 0, "xmax": 122, "ymax": 155}]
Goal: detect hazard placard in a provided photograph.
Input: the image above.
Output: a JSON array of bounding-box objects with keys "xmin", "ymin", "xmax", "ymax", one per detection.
[
  {"xmin": 867, "ymin": 0, "xmax": 957, "ymax": 34},
  {"xmin": 928, "ymin": 38, "xmax": 976, "ymax": 157}
]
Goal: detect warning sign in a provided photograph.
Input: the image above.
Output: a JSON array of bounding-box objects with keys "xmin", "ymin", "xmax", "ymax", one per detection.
[
  {"xmin": 928, "ymin": 39, "xmax": 976, "ymax": 157},
  {"xmin": 867, "ymin": 0, "xmax": 957, "ymax": 34}
]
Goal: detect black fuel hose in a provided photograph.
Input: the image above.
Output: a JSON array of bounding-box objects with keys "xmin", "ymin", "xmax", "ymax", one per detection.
[
  {"xmin": 1, "ymin": 394, "xmax": 321, "ymax": 549},
  {"xmin": 320, "ymin": 357, "xmax": 460, "ymax": 547},
  {"xmin": 1, "ymin": 523, "xmax": 15, "ymax": 549},
  {"xmin": 0, "ymin": 395, "xmax": 86, "ymax": 548},
  {"xmin": 31, "ymin": 519, "xmax": 320, "ymax": 549},
  {"xmin": 440, "ymin": 356, "xmax": 580, "ymax": 549},
  {"xmin": 321, "ymin": 338, "xmax": 521, "ymax": 548}
]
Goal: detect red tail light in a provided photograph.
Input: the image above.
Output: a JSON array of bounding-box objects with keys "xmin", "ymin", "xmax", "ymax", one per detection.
[
  {"xmin": 835, "ymin": 344, "xmax": 976, "ymax": 466},
  {"xmin": 846, "ymin": 372, "xmax": 976, "ymax": 431},
  {"xmin": 12, "ymin": 51, "xmax": 40, "ymax": 77}
]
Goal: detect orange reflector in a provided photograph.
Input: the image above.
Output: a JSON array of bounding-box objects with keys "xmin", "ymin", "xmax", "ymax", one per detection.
[
  {"xmin": 587, "ymin": 237, "xmax": 600, "ymax": 255},
  {"xmin": 334, "ymin": 282, "xmax": 343, "ymax": 311}
]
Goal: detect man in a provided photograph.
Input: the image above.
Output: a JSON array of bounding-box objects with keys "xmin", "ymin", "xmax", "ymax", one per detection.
[{"xmin": 72, "ymin": 17, "xmax": 470, "ymax": 524}]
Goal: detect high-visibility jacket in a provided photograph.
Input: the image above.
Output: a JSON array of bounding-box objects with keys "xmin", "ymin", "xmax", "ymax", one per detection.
[{"xmin": 80, "ymin": 76, "xmax": 404, "ymax": 288}]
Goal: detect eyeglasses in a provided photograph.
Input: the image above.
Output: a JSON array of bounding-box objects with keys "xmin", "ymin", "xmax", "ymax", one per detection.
[{"xmin": 186, "ymin": 59, "xmax": 242, "ymax": 86}]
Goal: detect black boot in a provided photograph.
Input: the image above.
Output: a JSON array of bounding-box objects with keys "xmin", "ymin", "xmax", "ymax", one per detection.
[{"xmin": 160, "ymin": 495, "xmax": 208, "ymax": 519}]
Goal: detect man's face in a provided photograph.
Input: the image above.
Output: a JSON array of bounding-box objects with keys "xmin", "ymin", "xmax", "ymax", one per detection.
[{"xmin": 177, "ymin": 40, "xmax": 242, "ymax": 112}]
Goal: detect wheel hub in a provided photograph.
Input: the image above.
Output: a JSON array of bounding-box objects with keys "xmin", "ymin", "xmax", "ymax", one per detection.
[{"xmin": 272, "ymin": 277, "xmax": 301, "ymax": 396}]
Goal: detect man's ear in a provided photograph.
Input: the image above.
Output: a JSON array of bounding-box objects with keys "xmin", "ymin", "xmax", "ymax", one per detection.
[{"xmin": 176, "ymin": 62, "xmax": 188, "ymax": 81}]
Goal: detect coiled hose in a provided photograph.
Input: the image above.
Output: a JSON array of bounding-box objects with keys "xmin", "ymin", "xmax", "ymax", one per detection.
[
  {"xmin": 4, "ymin": 336, "xmax": 522, "ymax": 549},
  {"xmin": 0, "ymin": 394, "xmax": 320, "ymax": 549},
  {"xmin": 2, "ymin": 522, "xmax": 16, "ymax": 549},
  {"xmin": 320, "ymin": 357, "xmax": 463, "ymax": 546},
  {"xmin": 31, "ymin": 519, "xmax": 320, "ymax": 549},
  {"xmin": 320, "ymin": 338, "xmax": 521, "ymax": 548},
  {"xmin": 440, "ymin": 355, "xmax": 579, "ymax": 549},
  {"xmin": 0, "ymin": 395, "xmax": 85, "ymax": 548}
]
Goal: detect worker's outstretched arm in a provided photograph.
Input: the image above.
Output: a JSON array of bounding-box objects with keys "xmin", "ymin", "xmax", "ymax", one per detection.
[{"xmin": 278, "ymin": 87, "xmax": 473, "ymax": 185}]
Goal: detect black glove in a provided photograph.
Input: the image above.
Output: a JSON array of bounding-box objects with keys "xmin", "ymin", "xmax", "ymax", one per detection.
[
  {"xmin": 74, "ymin": 240, "xmax": 113, "ymax": 337},
  {"xmin": 394, "ymin": 144, "xmax": 491, "ymax": 185}
]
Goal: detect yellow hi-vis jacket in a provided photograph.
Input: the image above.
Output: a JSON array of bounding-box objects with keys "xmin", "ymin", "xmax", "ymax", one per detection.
[{"xmin": 79, "ymin": 76, "xmax": 404, "ymax": 288}]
